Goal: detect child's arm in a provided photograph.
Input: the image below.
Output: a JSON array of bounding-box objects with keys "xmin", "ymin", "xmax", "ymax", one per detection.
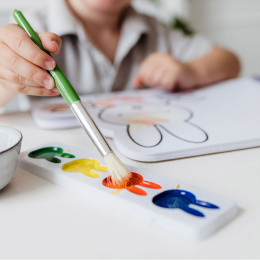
[
  {"xmin": 0, "ymin": 24, "xmax": 61, "ymax": 107},
  {"xmin": 133, "ymin": 46, "xmax": 241, "ymax": 91}
]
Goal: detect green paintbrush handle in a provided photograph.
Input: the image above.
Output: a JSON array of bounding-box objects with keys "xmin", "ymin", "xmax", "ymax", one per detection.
[{"xmin": 13, "ymin": 9, "xmax": 80, "ymax": 106}]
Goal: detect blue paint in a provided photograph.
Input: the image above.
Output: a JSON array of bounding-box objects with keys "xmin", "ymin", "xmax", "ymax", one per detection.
[{"xmin": 152, "ymin": 189, "xmax": 219, "ymax": 217}]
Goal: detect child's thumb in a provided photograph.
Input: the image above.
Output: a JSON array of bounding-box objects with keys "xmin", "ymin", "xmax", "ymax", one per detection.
[{"xmin": 38, "ymin": 32, "xmax": 62, "ymax": 54}]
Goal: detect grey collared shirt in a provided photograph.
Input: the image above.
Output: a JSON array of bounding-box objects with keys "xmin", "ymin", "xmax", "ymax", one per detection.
[{"xmin": 2, "ymin": 0, "xmax": 213, "ymax": 113}]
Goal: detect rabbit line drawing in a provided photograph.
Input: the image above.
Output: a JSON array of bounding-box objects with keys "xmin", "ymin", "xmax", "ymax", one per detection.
[{"xmin": 97, "ymin": 101, "xmax": 209, "ymax": 148}]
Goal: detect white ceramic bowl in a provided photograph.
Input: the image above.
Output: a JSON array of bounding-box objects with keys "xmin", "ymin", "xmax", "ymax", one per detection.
[{"xmin": 0, "ymin": 125, "xmax": 22, "ymax": 190}]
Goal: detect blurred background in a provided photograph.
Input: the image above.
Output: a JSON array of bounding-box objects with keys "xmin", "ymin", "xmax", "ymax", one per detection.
[{"xmin": 0, "ymin": 0, "xmax": 259, "ymax": 77}]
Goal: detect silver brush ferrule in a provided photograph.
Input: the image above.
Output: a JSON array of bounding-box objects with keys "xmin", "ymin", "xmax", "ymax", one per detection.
[{"xmin": 71, "ymin": 100, "xmax": 112, "ymax": 157}]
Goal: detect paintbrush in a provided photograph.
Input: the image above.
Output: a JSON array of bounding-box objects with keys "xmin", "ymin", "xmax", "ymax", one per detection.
[{"xmin": 13, "ymin": 9, "xmax": 131, "ymax": 186}]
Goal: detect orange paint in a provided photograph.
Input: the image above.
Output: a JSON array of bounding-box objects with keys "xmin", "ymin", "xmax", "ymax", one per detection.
[
  {"xmin": 44, "ymin": 103, "xmax": 70, "ymax": 113},
  {"xmin": 62, "ymin": 158, "xmax": 108, "ymax": 178},
  {"xmin": 103, "ymin": 172, "xmax": 161, "ymax": 196},
  {"xmin": 131, "ymin": 117, "xmax": 168, "ymax": 126},
  {"xmin": 176, "ymin": 184, "xmax": 180, "ymax": 189},
  {"xmin": 94, "ymin": 97, "xmax": 144, "ymax": 108}
]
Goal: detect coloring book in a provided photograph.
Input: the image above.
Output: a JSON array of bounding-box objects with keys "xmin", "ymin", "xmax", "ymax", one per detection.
[{"xmin": 31, "ymin": 77, "xmax": 260, "ymax": 161}]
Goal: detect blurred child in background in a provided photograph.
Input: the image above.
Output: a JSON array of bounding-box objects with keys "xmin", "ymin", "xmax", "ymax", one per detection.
[{"xmin": 0, "ymin": 0, "xmax": 240, "ymax": 112}]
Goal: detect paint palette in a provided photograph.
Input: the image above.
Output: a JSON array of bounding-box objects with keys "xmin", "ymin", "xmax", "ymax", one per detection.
[
  {"xmin": 31, "ymin": 77, "xmax": 260, "ymax": 161},
  {"xmin": 19, "ymin": 142, "xmax": 237, "ymax": 240}
]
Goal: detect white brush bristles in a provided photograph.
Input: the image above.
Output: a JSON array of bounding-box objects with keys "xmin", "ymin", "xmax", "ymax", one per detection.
[{"xmin": 104, "ymin": 152, "xmax": 132, "ymax": 186}]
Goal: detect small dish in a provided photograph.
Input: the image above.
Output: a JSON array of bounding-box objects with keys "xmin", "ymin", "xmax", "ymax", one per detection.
[{"xmin": 0, "ymin": 125, "xmax": 22, "ymax": 190}]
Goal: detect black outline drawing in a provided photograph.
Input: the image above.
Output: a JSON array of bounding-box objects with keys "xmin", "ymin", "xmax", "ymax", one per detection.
[
  {"xmin": 127, "ymin": 124, "xmax": 164, "ymax": 147},
  {"xmin": 97, "ymin": 101, "xmax": 209, "ymax": 148}
]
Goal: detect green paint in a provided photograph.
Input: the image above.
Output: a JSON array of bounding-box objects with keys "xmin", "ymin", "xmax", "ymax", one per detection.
[{"xmin": 28, "ymin": 147, "xmax": 75, "ymax": 163}]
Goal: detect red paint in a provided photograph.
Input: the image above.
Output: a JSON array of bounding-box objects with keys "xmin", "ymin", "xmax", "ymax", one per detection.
[{"xmin": 102, "ymin": 172, "xmax": 161, "ymax": 196}]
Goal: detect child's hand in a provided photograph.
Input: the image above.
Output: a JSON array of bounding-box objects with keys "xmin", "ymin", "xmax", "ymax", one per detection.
[
  {"xmin": 0, "ymin": 24, "xmax": 62, "ymax": 97},
  {"xmin": 132, "ymin": 53, "xmax": 198, "ymax": 92}
]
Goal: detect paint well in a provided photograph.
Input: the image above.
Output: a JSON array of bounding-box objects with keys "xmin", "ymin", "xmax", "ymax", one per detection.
[
  {"xmin": 103, "ymin": 172, "xmax": 161, "ymax": 195},
  {"xmin": 62, "ymin": 158, "xmax": 108, "ymax": 178},
  {"xmin": 28, "ymin": 147, "xmax": 75, "ymax": 163},
  {"xmin": 152, "ymin": 189, "xmax": 219, "ymax": 217}
]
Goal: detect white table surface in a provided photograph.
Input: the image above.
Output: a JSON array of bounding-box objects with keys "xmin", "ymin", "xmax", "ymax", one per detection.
[{"xmin": 0, "ymin": 111, "xmax": 260, "ymax": 259}]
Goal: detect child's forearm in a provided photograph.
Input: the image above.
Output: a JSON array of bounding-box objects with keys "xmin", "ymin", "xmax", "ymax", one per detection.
[
  {"xmin": 187, "ymin": 46, "xmax": 241, "ymax": 87},
  {"xmin": 0, "ymin": 85, "xmax": 17, "ymax": 107}
]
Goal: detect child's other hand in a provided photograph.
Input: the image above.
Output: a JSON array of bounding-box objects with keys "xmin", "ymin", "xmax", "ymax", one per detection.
[
  {"xmin": 132, "ymin": 53, "xmax": 198, "ymax": 92},
  {"xmin": 0, "ymin": 24, "xmax": 62, "ymax": 96}
]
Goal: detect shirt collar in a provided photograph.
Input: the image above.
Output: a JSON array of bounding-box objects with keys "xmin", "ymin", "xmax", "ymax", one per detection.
[
  {"xmin": 46, "ymin": 1, "xmax": 151, "ymax": 38},
  {"xmin": 121, "ymin": 6, "xmax": 151, "ymax": 36},
  {"xmin": 46, "ymin": 0, "xmax": 83, "ymax": 37},
  {"xmin": 114, "ymin": 7, "xmax": 151, "ymax": 66},
  {"xmin": 46, "ymin": 0, "xmax": 151, "ymax": 66}
]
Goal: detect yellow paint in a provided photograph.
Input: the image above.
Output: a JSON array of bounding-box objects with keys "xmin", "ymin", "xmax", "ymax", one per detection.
[
  {"xmin": 62, "ymin": 158, "xmax": 108, "ymax": 178},
  {"xmin": 110, "ymin": 189, "xmax": 122, "ymax": 195},
  {"xmin": 67, "ymin": 149, "xmax": 71, "ymax": 153}
]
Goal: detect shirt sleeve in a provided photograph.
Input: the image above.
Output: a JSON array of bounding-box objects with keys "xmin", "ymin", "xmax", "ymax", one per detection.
[{"xmin": 168, "ymin": 29, "xmax": 214, "ymax": 62}]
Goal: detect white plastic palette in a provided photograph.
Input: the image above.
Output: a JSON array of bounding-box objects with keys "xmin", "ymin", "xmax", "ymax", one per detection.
[{"xmin": 19, "ymin": 142, "xmax": 237, "ymax": 240}]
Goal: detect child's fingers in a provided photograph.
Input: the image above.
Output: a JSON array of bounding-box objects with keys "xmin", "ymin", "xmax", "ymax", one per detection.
[
  {"xmin": 0, "ymin": 66, "xmax": 42, "ymax": 87},
  {"xmin": 132, "ymin": 76, "xmax": 143, "ymax": 88},
  {"xmin": 38, "ymin": 32, "xmax": 62, "ymax": 54},
  {"xmin": 148, "ymin": 67, "xmax": 168, "ymax": 87},
  {"xmin": 135, "ymin": 66, "xmax": 180, "ymax": 91},
  {"xmin": 0, "ymin": 42, "xmax": 55, "ymax": 89},
  {"xmin": 139, "ymin": 64, "xmax": 157, "ymax": 85},
  {"xmin": 133, "ymin": 62, "xmax": 156, "ymax": 88},
  {"xmin": 0, "ymin": 77, "xmax": 60, "ymax": 96},
  {"xmin": 159, "ymin": 71, "xmax": 178, "ymax": 91},
  {"xmin": 0, "ymin": 24, "xmax": 56, "ymax": 70},
  {"xmin": 134, "ymin": 64, "xmax": 164, "ymax": 88},
  {"xmin": 152, "ymin": 66, "xmax": 182, "ymax": 91}
]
